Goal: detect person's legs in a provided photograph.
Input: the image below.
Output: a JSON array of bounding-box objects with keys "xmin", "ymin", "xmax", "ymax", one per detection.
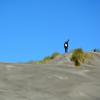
[
  {"xmin": 65, "ymin": 47, "xmax": 68, "ymax": 53},
  {"xmin": 66, "ymin": 47, "xmax": 68, "ymax": 53},
  {"xmin": 65, "ymin": 48, "xmax": 66, "ymax": 53}
]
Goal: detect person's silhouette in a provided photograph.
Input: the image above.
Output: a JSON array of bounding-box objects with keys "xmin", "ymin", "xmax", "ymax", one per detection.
[{"xmin": 64, "ymin": 40, "xmax": 69, "ymax": 53}]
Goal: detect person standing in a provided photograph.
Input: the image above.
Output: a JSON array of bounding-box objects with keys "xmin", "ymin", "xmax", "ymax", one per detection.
[{"xmin": 64, "ymin": 40, "xmax": 69, "ymax": 53}]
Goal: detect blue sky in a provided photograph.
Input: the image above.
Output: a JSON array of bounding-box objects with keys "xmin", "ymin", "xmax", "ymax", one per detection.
[{"xmin": 0, "ymin": 0, "xmax": 100, "ymax": 62}]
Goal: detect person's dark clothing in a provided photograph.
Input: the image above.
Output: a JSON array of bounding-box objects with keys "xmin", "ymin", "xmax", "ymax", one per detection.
[
  {"xmin": 64, "ymin": 40, "xmax": 69, "ymax": 53},
  {"xmin": 65, "ymin": 47, "xmax": 68, "ymax": 53}
]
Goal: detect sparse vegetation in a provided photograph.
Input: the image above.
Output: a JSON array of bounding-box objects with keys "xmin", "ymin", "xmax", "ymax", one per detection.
[
  {"xmin": 38, "ymin": 52, "xmax": 62, "ymax": 64},
  {"xmin": 70, "ymin": 48, "xmax": 91, "ymax": 66},
  {"xmin": 50, "ymin": 52, "xmax": 62, "ymax": 59}
]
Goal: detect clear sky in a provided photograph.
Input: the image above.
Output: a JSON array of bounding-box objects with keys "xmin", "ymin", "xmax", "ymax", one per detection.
[{"xmin": 0, "ymin": 0, "xmax": 100, "ymax": 63}]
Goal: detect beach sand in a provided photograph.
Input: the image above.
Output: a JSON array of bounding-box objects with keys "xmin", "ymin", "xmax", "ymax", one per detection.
[{"xmin": 0, "ymin": 52, "xmax": 100, "ymax": 100}]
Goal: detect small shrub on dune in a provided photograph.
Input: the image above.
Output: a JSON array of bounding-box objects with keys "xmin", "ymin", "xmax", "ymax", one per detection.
[
  {"xmin": 50, "ymin": 52, "xmax": 62, "ymax": 59},
  {"xmin": 38, "ymin": 52, "xmax": 62, "ymax": 64},
  {"xmin": 70, "ymin": 48, "xmax": 90, "ymax": 66},
  {"xmin": 39, "ymin": 56, "xmax": 51, "ymax": 64},
  {"xmin": 74, "ymin": 59, "xmax": 80, "ymax": 66}
]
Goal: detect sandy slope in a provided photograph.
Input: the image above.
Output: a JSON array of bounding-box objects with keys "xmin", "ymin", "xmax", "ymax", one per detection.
[{"xmin": 0, "ymin": 53, "xmax": 100, "ymax": 100}]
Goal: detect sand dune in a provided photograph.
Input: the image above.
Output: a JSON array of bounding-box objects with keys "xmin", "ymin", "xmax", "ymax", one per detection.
[{"xmin": 0, "ymin": 53, "xmax": 100, "ymax": 100}]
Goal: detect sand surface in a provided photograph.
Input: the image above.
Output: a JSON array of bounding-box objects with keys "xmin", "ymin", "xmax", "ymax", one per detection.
[{"xmin": 0, "ymin": 53, "xmax": 100, "ymax": 100}]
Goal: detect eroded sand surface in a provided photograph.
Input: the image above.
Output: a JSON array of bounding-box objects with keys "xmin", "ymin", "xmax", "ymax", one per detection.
[{"xmin": 0, "ymin": 53, "xmax": 100, "ymax": 100}]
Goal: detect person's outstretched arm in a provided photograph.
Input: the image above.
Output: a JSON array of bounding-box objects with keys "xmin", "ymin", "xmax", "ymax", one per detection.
[{"xmin": 67, "ymin": 40, "xmax": 69, "ymax": 42}]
